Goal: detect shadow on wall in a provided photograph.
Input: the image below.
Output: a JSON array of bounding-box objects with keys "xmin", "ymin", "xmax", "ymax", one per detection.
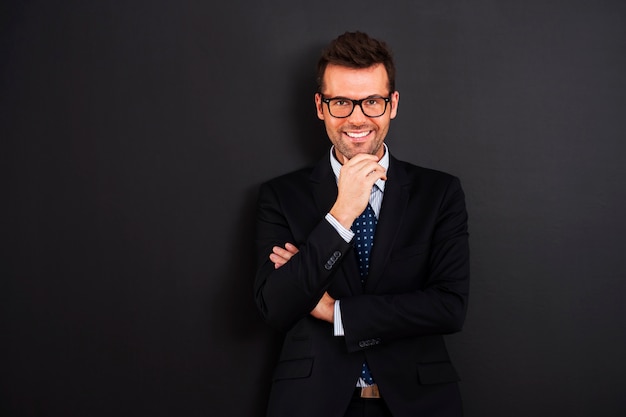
[
  {"xmin": 207, "ymin": 40, "xmax": 332, "ymax": 414},
  {"xmin": 208, "ymin": 182, "xmax": 282, "ymax": 411},
  {"xmin": 289, "ymin": 41, "xmax": 330, "ymax": 164}
]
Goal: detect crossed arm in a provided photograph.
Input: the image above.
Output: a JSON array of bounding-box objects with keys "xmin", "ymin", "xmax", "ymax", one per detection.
[
  {"xmin": 257, "ymin": 162, "xmax": 469, "ymax": 345},
  {"xmin": 268, "ymin": 153, "xmax": 387, "ymax": 324},
  {"xmin": 270, "ymin": 242, "xmax": 336, "ymax": 323}
]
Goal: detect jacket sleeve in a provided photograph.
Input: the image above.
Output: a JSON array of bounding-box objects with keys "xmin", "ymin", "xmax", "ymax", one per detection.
[
  {"xmin": 253, "ymin": 181, "xmax": 353, "ymax": 332},
  {"xmin": 339, "ymin": 176, "xmax": 470, "ymax": 352}
]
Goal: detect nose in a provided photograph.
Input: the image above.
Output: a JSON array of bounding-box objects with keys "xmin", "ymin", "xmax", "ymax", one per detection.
[{"xmin": 347, "ymin": 102, "xmax": 369, "ymax": 123}]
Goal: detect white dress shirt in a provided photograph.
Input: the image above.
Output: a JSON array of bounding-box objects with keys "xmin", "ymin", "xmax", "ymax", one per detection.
[{"xmin": 324, "ymin": 144, "xmax": 389, "ymax": 337}]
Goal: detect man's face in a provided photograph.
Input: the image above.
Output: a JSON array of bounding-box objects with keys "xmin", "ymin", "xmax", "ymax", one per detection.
[{"xmin": 315, "ymin": 63, "xmax": 399, "ymax": 164}]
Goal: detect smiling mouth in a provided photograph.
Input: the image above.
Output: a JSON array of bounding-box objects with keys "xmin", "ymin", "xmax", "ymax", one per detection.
[{"xmin": 345, "ymin": 131, "xmax": 371, "ymax": 139}]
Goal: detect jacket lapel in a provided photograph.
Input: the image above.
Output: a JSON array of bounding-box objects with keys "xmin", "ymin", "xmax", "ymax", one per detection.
[
  {"xmin": 309, "ymin": 157, "xmax": 337, "ymax": 218},
  {"xmin": 365, "ymin": 155, "xmax": 410, "ymax": 292}
]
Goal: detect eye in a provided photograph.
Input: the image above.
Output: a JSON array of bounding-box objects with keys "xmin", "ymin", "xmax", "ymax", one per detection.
[{"xmin": 332, "ymin": 99, "xmax": 350, "ymax": 107}]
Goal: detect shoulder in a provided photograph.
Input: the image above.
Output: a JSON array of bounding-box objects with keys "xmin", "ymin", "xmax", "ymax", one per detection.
[
  {"xmin": 260, "ymin": 155, "xmax": 331, "ymax": 192},
  {"xmin": 257, "ymin": 162, "xmax": 326, "ymax": 207},
  {"xmin": 390, "ymin": 156, "xmax": 467, "ymax": 213},
  {"xmin": 260, "ymin": 165, "xmax": 316, "ymax": 193},
  {"xmin": 391, "ymin": 155, "xmax": 461, "ymax": 187}
]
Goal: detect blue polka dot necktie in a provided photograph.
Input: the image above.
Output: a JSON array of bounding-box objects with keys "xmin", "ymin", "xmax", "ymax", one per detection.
[{"xmin": 352, "ymin": 204, "xmax": 377, "ymax": 385}]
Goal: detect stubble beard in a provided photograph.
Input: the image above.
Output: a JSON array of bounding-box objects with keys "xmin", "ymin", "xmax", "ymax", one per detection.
[{"xmin": 333, "ymin": 130, "xmax": 384, "ymax": 161}]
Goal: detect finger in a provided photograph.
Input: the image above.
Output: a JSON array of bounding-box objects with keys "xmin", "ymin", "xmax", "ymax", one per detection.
[
  {"xmin": 284, "ymin": 242, "xmax": 300, "ymax": 254},
  {"xmin": 269, "ymin": 252, "xmax": 288, "ymax": 263},
  {"xmin": 366, "ymin": 166, "xmax": 387, "ymax": 181},
  {"xmin": 363, "ymin": 162, "xmax": 386, "ymax": 175},
  {"xmin": 344, "ymin": 160, "xmax": 381, "ymax": 176},
  {"xmin": 344, "ymin": 153, "xmax": 380, "ymax": 164},
  {"xmin": 269, "ymin": 253, "xmax": 289, "ymax": 269},
  {"xmin": 344, "ymin": 157, "xmax": 385, "ymax": 176},
  {"xmin": 350, "ymin": 164, "xmax": 386, "ymax": 186},
  {"xmin": 272, "ymin": 245, "xmax": 295, "ymax": 259}
]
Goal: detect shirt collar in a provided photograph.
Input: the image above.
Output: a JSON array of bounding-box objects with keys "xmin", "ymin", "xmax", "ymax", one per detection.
[{"xmin": 329, "ymin": 143, "xmax": 389, "ymax": 192}]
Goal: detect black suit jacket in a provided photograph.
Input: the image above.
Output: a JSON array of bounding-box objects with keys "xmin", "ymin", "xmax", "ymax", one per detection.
[{"xmin": 254, "ymin": 152, "xmax": 470, "ymax": 417}]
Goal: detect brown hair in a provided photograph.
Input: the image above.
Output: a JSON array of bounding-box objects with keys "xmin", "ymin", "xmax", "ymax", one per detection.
[{"xmin": 316, "ymin": 31, "xmax": 396, "ymax": 93}]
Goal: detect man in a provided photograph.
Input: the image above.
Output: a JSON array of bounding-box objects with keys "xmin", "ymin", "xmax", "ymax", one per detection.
[{"xmin": 254, "ymin": 31, "xmax": 469, "ymax": 417}]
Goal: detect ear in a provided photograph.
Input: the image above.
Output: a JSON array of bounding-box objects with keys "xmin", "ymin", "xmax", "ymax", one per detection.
[
  {"xmin": 315, "ymin": 93, "xmax": 325, "ymax": 120},
  {"xmin": 389, "ymin": 91, "xmax": 400, "ymax": 119}
]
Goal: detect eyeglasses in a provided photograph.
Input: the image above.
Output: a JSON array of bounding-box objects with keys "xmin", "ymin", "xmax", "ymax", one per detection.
[{"xmin": 321, "ymin": 96, "xmax": 391, "ymax": 118}]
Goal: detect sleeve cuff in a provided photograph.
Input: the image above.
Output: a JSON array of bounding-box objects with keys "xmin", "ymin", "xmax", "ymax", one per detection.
[
  {"xmin": 333, "ymin": 300, "xmax": 345, "ymax": 336},
  {"xmin": 325, "ymin": 213, "xmax": 354, "ymax": 243}
]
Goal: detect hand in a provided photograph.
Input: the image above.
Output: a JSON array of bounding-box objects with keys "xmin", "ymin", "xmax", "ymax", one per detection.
[
  {"xmin": 310, "ymin": 291, "xmax": 336, "ymax": 323},
  {"xmin": 330, "ymin": 153, "xmax": 386, "ymax": 229},
  {"xmin": 270, "ymin": 242, "xmax": 299, "ymax": 269}
]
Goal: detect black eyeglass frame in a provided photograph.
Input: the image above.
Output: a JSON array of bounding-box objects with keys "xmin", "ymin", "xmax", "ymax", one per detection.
[{"xmin": 320, "ymin": 95, "xmax": 391, "ymax": 118}]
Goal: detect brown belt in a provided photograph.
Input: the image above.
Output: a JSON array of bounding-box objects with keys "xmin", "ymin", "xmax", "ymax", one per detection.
[{"xmin": 354, "ymin": 384, "xmax": 381, "ymax": 399}]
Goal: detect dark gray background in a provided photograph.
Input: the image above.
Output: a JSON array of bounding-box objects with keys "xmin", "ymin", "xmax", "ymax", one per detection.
[{"xmin": 2, "ymin": 0, "xmax": 625, "ymax": 416}]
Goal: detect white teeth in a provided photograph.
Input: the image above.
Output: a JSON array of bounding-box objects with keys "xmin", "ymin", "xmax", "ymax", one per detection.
[{"xmin": 346, "ymin": 131, "xmax": 370, "ymax": 138}]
